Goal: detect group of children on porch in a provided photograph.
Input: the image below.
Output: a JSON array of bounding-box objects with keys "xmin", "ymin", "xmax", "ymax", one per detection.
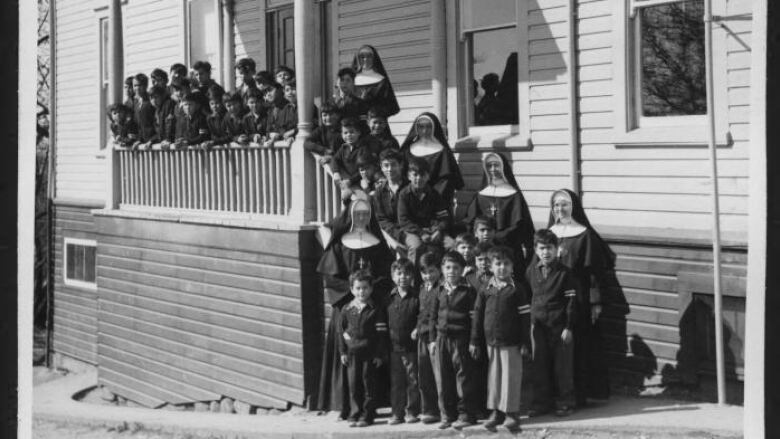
[{"xmin": 109, "ymin": 44, "xmax": 616, "ymax": 433}]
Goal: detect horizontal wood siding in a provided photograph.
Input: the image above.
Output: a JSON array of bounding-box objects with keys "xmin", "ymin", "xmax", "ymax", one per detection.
[
  {"xmin": 234, "ymin": 0, "xmax": 265, "ymax": 64},
  {"xmin": 123, "ymin": 0, "xmax": 183, "ymax": 76},
  {"xmin": 52, "ymin": 202, "xmax": 100, "ymax": 364},
  {"xmin": 336, "ymin": 0, "xmax": 433, "ymax": 135},
  {"xmin": 94, "ymin": 215, "xmax": 322, "ymax": 408},
  {"xmin": 604, "ymin": 239, "xmax": 746, "ymax": 383}
]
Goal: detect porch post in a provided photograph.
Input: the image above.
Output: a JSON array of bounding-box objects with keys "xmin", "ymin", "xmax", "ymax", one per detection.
[
  {"xmin": 222, "ymin": 0, "xmax": 235, "ymax": 91},
  {"xmin": 105, "ymin": 0, "xmax": 123, "ymax": 209},
  {"xmin": 289, "ymin": 0, "xmax": 316, "ymax": 223},
  {"xmin": 431, "ymin": 0, "xmax": 447, "ymax": 126}
]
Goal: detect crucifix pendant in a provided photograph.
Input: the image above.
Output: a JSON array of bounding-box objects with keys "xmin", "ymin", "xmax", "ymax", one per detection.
[
  {"xmin": 358, "ymin": 256, "xmax": 367, "ymax": 270},
  {"xmin": 489, "ymin": 203, "xmax": 498, "ymax": 217}
]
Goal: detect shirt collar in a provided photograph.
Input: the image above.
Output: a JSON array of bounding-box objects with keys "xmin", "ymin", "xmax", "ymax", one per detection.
[{"xmin": 488, "ymin": 276, "xmax": 514, "ymax": 290}]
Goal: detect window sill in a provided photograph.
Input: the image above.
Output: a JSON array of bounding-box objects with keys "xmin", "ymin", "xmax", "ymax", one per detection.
[{"xmin": 612, "ymin": 125, "xmax": 733, "ymax": 148}]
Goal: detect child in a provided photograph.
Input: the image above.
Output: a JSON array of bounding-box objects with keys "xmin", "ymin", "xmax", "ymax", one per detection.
[
  {"xmin": 428, "ymin": 250, "xmax": 478, "ymax": 429},
  {"xmin": 168, "ymin": 63, "xmax": 188, "ymax": 97},
  {"xmin": 274, "ymin": 65, "xmax": 295, "ymax": 85},
  {"xmin": 416, "ymin": 251, "xmax": 442, "ymax": 424},
  {"xmin": 473, "ymin": 215, "xmax": 497, "ymax": 244},
  {"xmin": 205, "ymin": 85, "xmax": 229, "ymax": 148},
  {"xmin": 222, "ymin": 92, "xmax": 246, "ymax": 145},
  {"xmin": 123, "ymin": 76, "xmax": 135, "ymax": 109},
  {"xmin": 150, "ymin": 68, "xmax": 168, "ymax": 89},
  {"xmin": 339, "ymin": 270, "xmax": 388, "ymax": 427},
  {"xmin": 107, "ymin": 103, "xmax": 138, "ymax": 149},
  {"xmin": 466, "ymin": 241, "xmax": 493, "ymax": 291},
  {"xmin": 367, "ymin": 108, "xmax": 399, "ymax": 152},
  {"xmin": 192, "ymin": 60, "xmax": 219, "ymax": 95},
  {"xmin": 174, "ymin": 92, "xmax": 210, "ymax": 148},
  {"xmin": 455, "ymin": 233, "xmax": 478, "ymax": 274},
  {"xmin": 242, "ymin": 88, "xmax": 266, "ymax": 144},
  {"xmin": 353, "ymin": 150, "xmax": 381, "ymax": 198},
  {"xmin": 371, "ymin": 148, "xmax": 407, "ymax": 254},
  {"xmin": 526, "ymin": 229, "xmax": 578, "ymax": 417},
  {"xmin": 132, "ymin": 73, "xmax": 156, "ymax": 144},
  {"xmin": 331, "ymin": 117, "xmax": 381, "ymax": 186},
  {"xmin": 169, "ymin": 77, "xmax": 191, "ymax": 118},
  {"xmin": 470, "ymin": 245, "xmax": 531, "ymax": 432},
  {"xmin": 386, "ymin": 258, "xmax": 421, "ymax": 425},
  {"xmin": 397, "ymin": 157, "xmax": 453, "ymax": 264},
  {"xmin": 148, "ymin": 85, "xmax": 176, "ymax": 147},
  {"xmin": 235, "ymin": 57, "xmax": 258, "ymax": 103},
  {"xmin": 264, "ymin": 82, "xmax": 297, "ymax": 147},
  {"xmin": 304, "ymin": 103, "xmax": 343, "ymax": 161},
  {"xmin": 332, "ymin": 67, "xmax": 367, "ymax": 120}
]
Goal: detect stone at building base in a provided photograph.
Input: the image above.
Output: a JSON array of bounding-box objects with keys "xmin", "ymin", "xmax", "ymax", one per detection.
[
  {"xmin": 234, "ymin": 400, "xmax": 253, "ymax": 415},
  {"xmin": 194, "ymin": 402, "xmax": 209, "ymax": 412},
  {"xmin": 219, "ymin": 397, "xmax": 235, "ymax": 414}
]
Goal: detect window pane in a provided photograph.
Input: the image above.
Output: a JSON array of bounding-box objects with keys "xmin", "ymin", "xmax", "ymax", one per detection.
[
  {"xmin": 190, "ymin": 0, "xmax": 220, "ymax": 79},
  {"xmin": 462, "ymin": 0, "xmax": 515, "ymax": 30},
  {"xmin": 75, "ymin": 245, "xmax": 85, "ymax": 281},
  {"xmin": 472, "ymin": 28, "xmax": 518, "ymax": 126},
  {"xmin": 101, "ymin": 18, "xmax": 109, "ymax": 84},
  {"xmin": 84, "ymin": 246, "xmax": 96, "ymax": 283},
  {"xmin": 65, "ymin": 244, "xmax": 75, "ymax": 280},
  {"xmin": 639, "ymin": 0, "xmax": 706, "ymax": 117}
]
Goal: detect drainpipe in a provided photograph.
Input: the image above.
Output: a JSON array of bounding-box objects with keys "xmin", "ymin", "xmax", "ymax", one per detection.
[
  {"xmin": 703, "ymin": 0, "xmax": 726, "ymax": 406},
  {"xmin": 222, "ymin": 0, "xmax": 235, "ymax": 91},
  {"xmin": 45, "ymin": 0, "xmax": 57, "ymax": 368},
  {"xmin": 430, "ymin": 0, "xmax": 447, "ymax": 126},
  {"xmin": 105, "ymin": 0, "xmax": 123, "ymax": 209},
  {"xmin": 567, "ymin": 0, "xmax": 581, "ymax": 194}
]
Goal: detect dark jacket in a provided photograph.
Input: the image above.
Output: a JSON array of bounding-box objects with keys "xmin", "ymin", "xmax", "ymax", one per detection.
[
  {"xmin": 330, "ymin": 136, "xmax": 382, "ymax": 180},
  {"xmin": 242, "ymin": 111, "xmax": 267, "ymax": 137},
  {"xmin": 429, "ymin": 281, "xmax": 477, "ymax": 340},
  {"xmin": 110, "ymin": 118, "xmax": 138, "ymax": 147},
  {"xmin": 416, "ymin": 280, "xmax": 440, "ymax": 345},
  {"xmin": 134, "ymin": 96, "xmax": 156, "ymax": 142},
  {"xmin": 266, "ymin": 101, "xmax": 298, "ymax": 136},
  {"xmin": 339, "ymin": 300, "xmax": 388, "ymax": 358},
  {"xmin": 223, "ymin": 113, "xmax": 245, "ymax": 142},
  {"xmin": 471, "ymin": 276, "xmax": 531, "ymax": 348},
  {"xmin": 526, "ymin": 259, "xmax": 578, "ymax": 330},
  {"xmin": 386, "ymin": 288, "xmax": 420, "ymax": 352},
  {"xmin": 397, "ymin": 185, "xmax": 451, "ymax": 236},
  {"xmin": 174, "ymin": 111, "xmax": 210, "ymax": 145},
  {"xmin": 371, "ymin": 180, "xmax": 407, "ymax": 242},
  {"xmin": 152, "ymin": 98, "xmax": 176, "ymax": 143},
  {"xmin": 207, "ymin": 109, "xmax": 230, "ymax": 144},
  {"xmin": 304, "ymin": 125, "xmax": 343, "ymax": 156}
]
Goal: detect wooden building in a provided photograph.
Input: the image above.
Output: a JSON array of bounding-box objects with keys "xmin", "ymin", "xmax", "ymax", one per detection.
[{"xmin": 49, "ymin": 0, "xmax": 765, "ymax": 419}]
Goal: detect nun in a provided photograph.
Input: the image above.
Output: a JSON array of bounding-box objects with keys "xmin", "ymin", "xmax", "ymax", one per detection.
[{"xmin": 351, "ymin": 45, "xmax": 400, "ymax": 118}]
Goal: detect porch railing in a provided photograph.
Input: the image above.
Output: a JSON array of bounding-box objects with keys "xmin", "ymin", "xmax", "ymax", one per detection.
[
  {"xmin": 117, "ymin": 143, "xmax": 291, "ymax": 216},
  {"xmin": 310, "ymin": 152, "xmax": 343, "ymax": 223}
]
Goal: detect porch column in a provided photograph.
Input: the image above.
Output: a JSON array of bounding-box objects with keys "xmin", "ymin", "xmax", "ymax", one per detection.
[
  {"xmin": 289, "ymin": 0, "xmax": 316, "ymax": 223},
  {"xmin": 106, "ymin": 0, "xmax": 124, "ymax": 209},
  {"xmin": 431, "ymin": 0, "xmax": 447, "ymax": 126},
  {"xmin": 222, "ymin": 0, "xmax": 235, "ymax": 91}
]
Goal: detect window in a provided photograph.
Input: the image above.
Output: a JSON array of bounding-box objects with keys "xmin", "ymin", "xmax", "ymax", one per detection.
[
  {"xmin": 266, "ymin": 5, "xmax": 295, "ymax": 73},
  {"xmin": 460, "ymin": 0, "xmax": 518, "ymax": 128},
  {"xmin": 186, "ymin": 0, "xmax": 223, "ymax": 84},
  {"xmin": 63, "ymin": 238, "xmax": 97, "ymax": 290},
  {"xmin": 99, "ymin": 16, "xmax": 110, "ymax": 149},
  {"xmin": 613, "ymin": 0, "xmax": 729, "ymax": 145}
]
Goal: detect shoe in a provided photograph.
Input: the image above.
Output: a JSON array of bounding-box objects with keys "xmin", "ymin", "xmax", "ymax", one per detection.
[
  {"xmin": 503, "ymin": 413, "xmax": 522, "ymax": 432},
  {"xmin": 389, "ymin": 416, "xmax": 404, "ymax": 425},
  {"xmin": 405, "ymin": 415, "xmax": 420, "ymax": 424},
  {"xmin": 555, "ymin": 406, "xmax": 573, "ymax": 417},
  {"xmin": 421, "ymin": 414, "xmax": 440, "ymax": 424},
  {"xmin": 438, "ymin": 420, "xmax": 452, "ymax": 429},
  {"xmin": 483, "ymin": 410, "xmax": 502, "ymax": 430},
  {"xmin": 349, "ymin": 421, "xmax": 358, "ymax": 427},
  {"xmin": 356, "ymin": 419, "xmax": 371, "ymax": 427},
  {"xmin": 452, "ymin": 418, "xmax": 476, "ymax": 430}
]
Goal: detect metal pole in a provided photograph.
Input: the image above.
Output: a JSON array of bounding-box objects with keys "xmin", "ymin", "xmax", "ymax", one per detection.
[
  {"xmin": 703, "ymin": 0, "xmax": 726, "ymax": 405},
  {"xmin": 567, "ymin": 0, "xmax": 581, "ymax": 195}
]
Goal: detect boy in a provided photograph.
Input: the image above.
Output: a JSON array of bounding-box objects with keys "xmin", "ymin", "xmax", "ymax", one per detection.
[
  {"xmin": 428, "ymin": 250, "xmax": 478, "ymax": 429},
  {"xmin": 108, "ymin": 103, "xmax": 138, "ymax": 149},
  {"xmin": 235, "ymin": 57, "xmax": 258, "ymax": 103},
  {"xmin": 397, "ymin": 157, "xmax": 453, "ymax": 264},
  {"xmin": 354, "ymin": 150, "xmax": 381, "ymax": 198},
  {"xmin": 473, "ymin": 216, "xmax": 497, "ymax": 244},
  {"xmin": 150, "ymin": 68, "xmax": 168, "ymax": 90},
  {"xmin": 174, "ymin": 92, "xmax": 210, "ymax": 148},
  {"xmin": 386, "ymin": 259, "xmax": 421, "ymax": 425},
  {"xmin": 470, "ymin": 246, "xmax": 531, "ymax": 432},
  {"xmin": 331, "ymin": 117, "xmax": 381, "ymax": 185},
  {"xmin": 331, "ymin": 67, "xmax": 367, "ymax": 120},
  {"xmin": 371, "ymin": 148, "xmax": 407, "ymax": 255},
  {"xmin": 466, "ymin": 241, "xmax": 494, "ymax": 291},
  {"xmin": 192, "ymin": 60, "xmax": 219, "ymax": 95},
  {"xmin": 148, "ymin": 85, "xmax": 176, "ymax": 147},
  {"xmin": 242, "ymin": 88, "xmax": 266, "ymax": 144},
  {"xmin": 339, "ymin": 270, "xmax": 388, "ymax": 427},
  {"xmin": 123, "ymin": 76, "xmax": 136, "ymax": 109},
  {"xmin": 222, "ymin": 92, "xmax": 246, "ymax": 145},
  {"xmin": 205, "ymin": 85, "xmax": 229, "ymax": 148},
  {"xmin": 526, "ymin": 229, "xmax": 578, "ymax": 417},
  {"xmin": 274, "ymin": 65, "xmax": 295, "ymax": 84},
  {"xmin": 169, "ymin": 63, "xmax": 188, "ymax": 97},
  {"xmin": 264, "ymin": 82, "xmax": 297, "ymax": 147},
  {"xmin": 304, "ymin": 103, "xmax": 343, "ymax": 161},
  {"xmin": 132, "ymin": 73, "xmax": 156, "ymax": 144},
  {"xmin": 416, "ymin": 251, "xmax": 442, "ymax": 424},
  {"xmin": 367, "ymin": 108, "xmax": 399, "ymax": 151},
  {"xmin": 455, "ymin": 233, "xmax": 478, "ymax": 274}
]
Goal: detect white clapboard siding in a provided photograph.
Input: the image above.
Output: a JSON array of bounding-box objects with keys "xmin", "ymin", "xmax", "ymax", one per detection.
[
  {"xmin": 233, "ymin": 0, "xmax": 264, "ymax": 63},
  {"xmin": 335, "ymin": 0, "xmax": 433, "ymax": 136},
  {"xmin": 54, "ymin": 0, "xmax": 182, "ymax": 202}
]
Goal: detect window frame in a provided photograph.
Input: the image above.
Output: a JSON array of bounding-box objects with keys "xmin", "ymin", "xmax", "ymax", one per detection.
[
  {"xmin": 183, "ymin": 0, "xmax": 224, "ymax": 85},
  {"xmin": 63, "ymin": 237, "xmax": 98, "ymax": 291},
  {"xmin": 96, "ymin": 11, "xmax": 110, "ymax": 151},
  {"xmin": 612, "ymin": 0, "xmax": 730, "ymax": 146}
]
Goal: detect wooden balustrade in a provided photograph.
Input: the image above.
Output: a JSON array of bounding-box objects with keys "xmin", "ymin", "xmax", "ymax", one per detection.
[
  {"xmin": 310, "ymin": 152, "xmax": 344, "ymax": 223},
  {"xmin": 117, "ymin": 143, "xmax": 291, "ymax": 216}
]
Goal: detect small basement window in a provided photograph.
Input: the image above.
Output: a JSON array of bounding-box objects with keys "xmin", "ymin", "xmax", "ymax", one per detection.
[{"xmin": 63, "ymin": 238, "xmax": 97, "ymax": 290}]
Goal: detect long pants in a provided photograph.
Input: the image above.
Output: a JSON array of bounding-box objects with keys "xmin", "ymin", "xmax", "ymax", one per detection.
[
  {"xmin": 435, "ymin": 335, "xmax": 478, "ymax": 421},
  {"xmin": 417, "ymin": 338, "xmax": 440, "ymax": 417},
  {"xmin": 347, "ymin": 353, "xmax": 378, "ymax": 422},
  {"xmin": 390, "ymin": 351, "xmax": 420, "ymax": 418},
  {"xmin": 486, "ymin": 345, "xmax": 524, "ymax": 413},
  {"xmin": 404, "ymin": 233, "xmax": 455, "ymax": 265},
  {"xmin": 531, "ymin": 324, "xmax": 574, "ymax": 410}
]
